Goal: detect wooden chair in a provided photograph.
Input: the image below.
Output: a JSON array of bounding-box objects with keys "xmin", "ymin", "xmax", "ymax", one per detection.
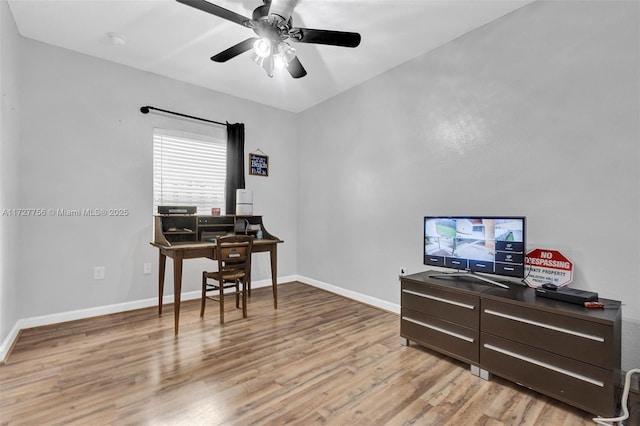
[{"xmin": 201, "ymin": 235, "xmax": 254, "ymax": 324}]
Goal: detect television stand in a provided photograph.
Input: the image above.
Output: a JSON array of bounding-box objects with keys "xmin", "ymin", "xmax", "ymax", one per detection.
[
  {"xmin": 428, "ymin": 270, "xmax": 510, "ymax": 289},
  {"xmin": 400, "ymin": 271, "xmax": 622, "ymax": 417}
]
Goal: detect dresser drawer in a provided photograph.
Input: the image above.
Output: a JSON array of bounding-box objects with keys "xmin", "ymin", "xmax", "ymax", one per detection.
[
  {"xmin": 481, "ymin": 298, "xmax": 614, "ymax": 368},
  {"xmin": 401, "ymin": 308, "xmax": 479, "ymax": 364},
  {"xmin": 480, "ymin": 333, "xmax": 616, "ymax": 417},
  {"xmin": 401, "ymin": 282, "xmax": 479, "ymax": 329}
]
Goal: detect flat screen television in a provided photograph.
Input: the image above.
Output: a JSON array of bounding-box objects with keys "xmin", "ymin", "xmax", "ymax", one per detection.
[{"xmin": 423, "ymin": 216, "xmax": 526, "ymax": 288}]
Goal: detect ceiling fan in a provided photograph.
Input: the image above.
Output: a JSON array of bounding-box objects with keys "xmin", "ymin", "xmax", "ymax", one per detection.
[{"xmin": 176, "ymin": 0, "xmax": 361, "ymax": 79}]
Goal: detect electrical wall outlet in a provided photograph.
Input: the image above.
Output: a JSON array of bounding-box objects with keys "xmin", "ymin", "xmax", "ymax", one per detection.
[
  {"xmin": 94, "ymin": 266, "xmax": 105, "ymax": 280},
  {"xmin": 400, "ymin": 267, "xmax": 407, "ymax": 276},
  {"xmin": 143, "ymin": 263, "xmax": 152, "ymax": 275}
]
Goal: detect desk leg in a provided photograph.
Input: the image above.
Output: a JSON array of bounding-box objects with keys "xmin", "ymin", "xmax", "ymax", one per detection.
[
  {"xmin": 270, "ymin": 246, "xmax": 278, "ymax": 309},
  {"xmin": 173, "ymin": 253, "xmax": 183, "ymax": 335},
  {"xmin": 158, "ymin": 251, "xmax": 166, "ymax": 315}
]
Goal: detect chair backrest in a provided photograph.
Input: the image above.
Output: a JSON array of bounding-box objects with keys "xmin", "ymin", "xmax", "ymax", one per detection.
[{"xmin": 215, "ymin": 235, "xmax": 253, "ymax": 279}]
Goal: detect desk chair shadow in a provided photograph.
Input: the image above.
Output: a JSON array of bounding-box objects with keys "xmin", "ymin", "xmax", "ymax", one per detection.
[{"xmin": 201, "ymin": 235, "xmax": 254, "ymax": 324}]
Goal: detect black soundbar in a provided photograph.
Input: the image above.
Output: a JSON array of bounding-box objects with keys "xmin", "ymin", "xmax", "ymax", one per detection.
[{"xmin": 535, "ymin": 286, "xmax": 598, "ymax": 305}]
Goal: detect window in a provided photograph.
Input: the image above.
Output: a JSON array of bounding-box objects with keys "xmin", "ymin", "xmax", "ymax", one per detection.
[{"xmin": 153, "ymin": 128, "xmax": 227, "ymax": 215}]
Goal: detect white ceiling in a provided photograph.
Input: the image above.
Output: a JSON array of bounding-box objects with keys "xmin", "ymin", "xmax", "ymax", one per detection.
[{"xmin": 8, "ymin": 0, "xmax": 534, "ymax": 113}]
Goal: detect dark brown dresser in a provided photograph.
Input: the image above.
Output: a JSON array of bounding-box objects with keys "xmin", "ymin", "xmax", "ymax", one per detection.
[{"xmin": 400, "ymin": 271, "xmax": 622, "ymax": 417}]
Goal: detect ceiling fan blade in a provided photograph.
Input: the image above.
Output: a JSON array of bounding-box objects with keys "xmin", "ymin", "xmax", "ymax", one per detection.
[
  {"xmin": 286, "ymin": 56, "xmax": 307, "ymax": 79},
  {"xmin": 211, "ymin": 38, "xmax": 259, "ymax": 62},
  {"xmin": 289, "ymin": 28, "xmax": 361, "ymax": 48},
  {"xmin": 176, "ymin": 0, "xmax": 250, "ymax": 27}
]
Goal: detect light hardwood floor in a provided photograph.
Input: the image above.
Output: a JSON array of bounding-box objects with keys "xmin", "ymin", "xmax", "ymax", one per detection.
[{"xmin": 0, "ymin": 282, "xmax": 610, "ymax": 425}]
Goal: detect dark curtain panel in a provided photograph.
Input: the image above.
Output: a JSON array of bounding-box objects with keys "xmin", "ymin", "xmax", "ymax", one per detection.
[{"xmin": 225, "ymin": 122, "xmax": 245, "ymax": 214}]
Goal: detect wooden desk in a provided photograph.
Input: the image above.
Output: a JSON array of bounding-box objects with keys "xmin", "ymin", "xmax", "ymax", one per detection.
[{"xmin": 151, "ymin": 237, "xmax": 282, "ymax": 334}]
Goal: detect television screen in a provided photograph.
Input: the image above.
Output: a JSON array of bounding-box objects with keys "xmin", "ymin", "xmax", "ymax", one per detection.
[{"xmin": 424, "ymin": 216, "xmax": 526, "ymax": 279}]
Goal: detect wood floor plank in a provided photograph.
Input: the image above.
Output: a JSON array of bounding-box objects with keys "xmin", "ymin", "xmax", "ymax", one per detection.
[{"xmin": 0, "ymin": 282, "xmax": 599, "ymax": 425}]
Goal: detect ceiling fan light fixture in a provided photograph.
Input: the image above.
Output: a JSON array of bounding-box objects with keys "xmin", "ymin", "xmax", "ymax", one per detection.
[
  {"xmin": 176, "ymin": 0, "xmax": 361, "ymax": 79},
  {"xmin": 273, "ymin": 41, "xmax": 296, "ymax": 70},
  {"xmin": 250, "ymin": 51, "xmax": 275, "ymax": 78},
  {"xmin": 253, "ymin": 38, "xmax": 272, "ymax": 59},
  {"xmin": 277, "ymin": 42, "xmax": 296, "ymax": 63}
]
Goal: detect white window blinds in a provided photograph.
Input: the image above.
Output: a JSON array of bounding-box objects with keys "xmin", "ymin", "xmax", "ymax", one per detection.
[{"xmin": 153, "ymin": 128, "xmax": 227, "ymax": 215}]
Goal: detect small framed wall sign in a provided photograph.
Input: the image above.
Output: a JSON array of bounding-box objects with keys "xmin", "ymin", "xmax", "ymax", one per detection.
[{"xmin": 249, "ymin": 152, "xmax": 269, "ymax": 176}]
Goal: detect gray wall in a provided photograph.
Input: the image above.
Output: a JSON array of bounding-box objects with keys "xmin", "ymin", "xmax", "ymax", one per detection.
[
  {"xmin": 0, "ymin": 0, "xmax": 21, "ymax": 343},
  {"xmin": 297, "ymin": 1, "xmax": 639, "ymax": 370},
  {"xmin": 10, "ymin": 34, "xmax": 298, "ymax": 321}
]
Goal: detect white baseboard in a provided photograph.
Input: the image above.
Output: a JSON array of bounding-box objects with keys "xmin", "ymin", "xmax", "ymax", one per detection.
[
  {"xmin": 0, "ymin": 276, "xmax": 292, "ymax": 363},
  {"xmin": 296, "ymin": 275, "xmax": 401, "ymax": 314},
  {"xmin": 0, "ymin": 275, "xmax": 394, "ymax": 363},
  {"xmin": 0, "ymin": 291, "xmax": 198, "ymax": 363}
]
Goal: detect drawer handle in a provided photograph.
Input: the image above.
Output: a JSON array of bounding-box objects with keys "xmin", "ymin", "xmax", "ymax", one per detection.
[
  {"xmin": 484, "ymin": 309, "xmax": 605, "ymax": 343},
  {"xmin": 402, "ymin": 289, "xmax": 475, "ymax": 310},
  {"xmin": 483, "ymin": 343, "xmax": 604, "ymax": 387},
  {"xmin": 402, "ymin": 316, "xmax": 474, "ymax": 343}
]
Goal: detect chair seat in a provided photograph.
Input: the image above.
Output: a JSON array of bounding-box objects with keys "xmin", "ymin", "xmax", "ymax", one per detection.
[
  {"xmin": 204, "ymin": 270, "xmax": 246, "ymax": 282},
  {"xmin": 201, "ymin": 235, "xmax": 254, "ymax": 324}
]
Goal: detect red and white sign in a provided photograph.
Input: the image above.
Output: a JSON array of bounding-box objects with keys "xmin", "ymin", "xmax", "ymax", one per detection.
[{"xmin": 524, "ymin": 248, "xmax": 573, "ymax": 288}]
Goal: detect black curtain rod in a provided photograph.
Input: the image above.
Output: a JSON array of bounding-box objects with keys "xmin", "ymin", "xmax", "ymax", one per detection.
[{"xmin": 140, "ymin": 105, "xmax": 226, "ymax": 126}]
